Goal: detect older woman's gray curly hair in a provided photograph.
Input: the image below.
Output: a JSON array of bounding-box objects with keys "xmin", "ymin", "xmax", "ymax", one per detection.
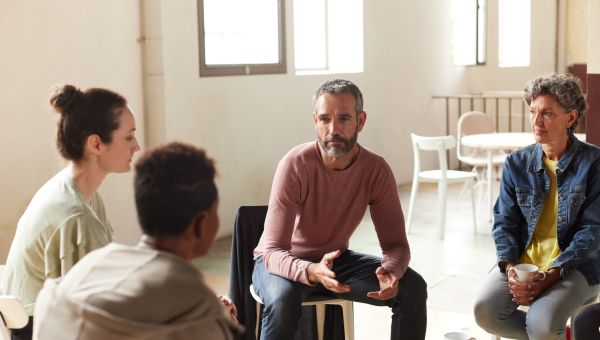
[{"xmin": 524, "ymin": 73, "xmax": 587, "ymax": 135}]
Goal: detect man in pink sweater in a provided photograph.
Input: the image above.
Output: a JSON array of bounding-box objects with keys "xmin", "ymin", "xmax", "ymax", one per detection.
[{"xmin": 253, "ymin": 79, "xmax": 427, "ymax": 339}]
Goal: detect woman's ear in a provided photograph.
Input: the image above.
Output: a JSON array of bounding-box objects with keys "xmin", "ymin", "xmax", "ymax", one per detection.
[
  {"xmin": 567, "ymin": 110, "xmax": 578, "ymax": 128},
  {"xmin": 85, "ymin": 134, "xmax": 103, "ymax": 156}
]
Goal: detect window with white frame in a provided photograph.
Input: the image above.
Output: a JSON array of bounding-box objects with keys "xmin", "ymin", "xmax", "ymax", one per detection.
[
  {"xmin": 293, "ymin": 0, "xmax": 364, "ymax": 75},
  {"xmin": 451, "ymin": 0, "xmax": 486, "ymax": 66},
  {"xmin": 198, "ymin": 0, "xmax": 286, "ymax": 77},
  {"xmin": 498, "ymin": 0, "xmax": 530, "ymax": 67}
]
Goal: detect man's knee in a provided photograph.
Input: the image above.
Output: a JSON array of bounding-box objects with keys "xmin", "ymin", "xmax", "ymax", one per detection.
[
  {"xmin": 399, "ymin": 269, "xmax": 428, "ymax": 302},
  {"xmin": 392, "ymin": 269, "xmax": 427, "ymax": 308},
  {"xmin": 259, "ymin": 287, "xmax": 304, "ymax": 331}
]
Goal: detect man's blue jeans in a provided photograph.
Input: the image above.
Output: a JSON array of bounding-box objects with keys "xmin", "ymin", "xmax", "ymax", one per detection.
[{"xmin": 252, "ymin": 250, "xmax": 427, "ymax": 340}]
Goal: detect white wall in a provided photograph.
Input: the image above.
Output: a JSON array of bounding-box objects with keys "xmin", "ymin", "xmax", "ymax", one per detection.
[
  {"xmin": 0, "ymin": 0, "xmax": 145, "ymax": 261},
  {"xmin": 463, "ymin": 0, "xmax": 558, "ymax": 92},
  {"xmin": 153, "ymin": 0, "xmax": 465, "ymax": 238},
  {"xmin": 0, "ymin": 0, "xmax": 571, "ymax": 252},
  {"xmin": 152, "ymin": 0, "xmax": 562, "ymax": 237},
  {"xmin": 587, "ymin": 0, "xmax": 600, "ymax": 73},
  {"xmin": 567, "ymin": 0, "xmax": 589, "ymax": 65}
]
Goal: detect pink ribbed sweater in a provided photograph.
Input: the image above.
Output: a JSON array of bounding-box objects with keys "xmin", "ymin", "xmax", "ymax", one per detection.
[{"xmin": 254, "ymin": 142, "xmax": 410, "ymax": 284}]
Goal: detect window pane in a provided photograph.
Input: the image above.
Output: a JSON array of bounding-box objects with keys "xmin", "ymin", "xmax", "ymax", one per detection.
[
  {"xmin": 293, "ymin": 0, "xmax": 327, "ymax": 70},
  {"xmin": 477, "ymin": 0, "xmax": 486, "ymax": 64},
  {"xmin": 293, "ymin": 0, "xmax": 363, "ymax": 74},
  {"xmin": 203, "ymin": 0, "xmax": 280, "ymax": 65},
  {"xmin": 328, "ymin": 0, "xmax": 363, "ymax": 73},
  {"xmin": 451, "ymin": 0, "xmax": 478, "ymax": 65},
  {"xmin": 498, "ymin": 0, "xmax": 530, "ymax": 67}
]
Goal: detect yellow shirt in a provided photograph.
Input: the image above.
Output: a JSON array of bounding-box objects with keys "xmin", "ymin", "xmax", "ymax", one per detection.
[{"xmin": 520, "ymin": 157, "xmax": 561, "ymax": 271}]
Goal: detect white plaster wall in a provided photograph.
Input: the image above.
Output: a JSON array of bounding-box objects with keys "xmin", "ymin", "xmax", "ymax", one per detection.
[
  {"xmin": 0, "ymin": 0, "xmax": 145, "ymax": 261},
  {"xmin": 464, "ymin": 0, "xmax": 559, "ymax": 92},
  {"xmin": 0, "ymin": 0, "xmax": 570, "ymax": 249},
  {"xmin": 588, "ymin": 0, "xmax": 600, "ymax": 73},
  {"xmin": 566, "ymin": 0, "xmax": 589, "ymax": 65},
  {"xmin": 156, "ymin": 0, "xmax": 465, "ymax": 238}
]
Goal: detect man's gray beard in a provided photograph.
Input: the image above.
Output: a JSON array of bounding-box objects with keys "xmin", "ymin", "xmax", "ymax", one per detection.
[
  {"xmin": 323, "ymin": 145, "xmax": 347, "ymax": 159},
  {"xmin": 320, "ymin": 133, "xmax": 358, "ymax": 159}
]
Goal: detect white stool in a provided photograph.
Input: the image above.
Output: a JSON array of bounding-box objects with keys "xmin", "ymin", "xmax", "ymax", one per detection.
[
  {"xmin": 0, "ymin": 296, "xmax": 28, "ymax": 340},
  {"xmin": 249, "ymin": 284, "xmax": 354, "ymax": 340}
]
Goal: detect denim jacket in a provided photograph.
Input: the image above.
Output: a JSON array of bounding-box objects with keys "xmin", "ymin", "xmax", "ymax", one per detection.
[{"xmin": 493, "ymin": 135, "xmax": 600, "ymax": 285}]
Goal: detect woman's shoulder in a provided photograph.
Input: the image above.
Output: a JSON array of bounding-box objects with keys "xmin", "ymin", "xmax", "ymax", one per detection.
[
  {"xmin": 19, "ymin": 170, "xmax": 88, "ymax": 228},
  {"xmin": 32, "ymin": 169, "xmax": 83, "ymax": 205},
  {"xmin": 577, "ymin": 140, "xmax": 600, "ymax": 157}
]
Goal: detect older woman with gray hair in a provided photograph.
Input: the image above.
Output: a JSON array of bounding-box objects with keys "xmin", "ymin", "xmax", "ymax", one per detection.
[{"xmin": 473, "ymin": 73, "xmax": 600, "ymax": 340}]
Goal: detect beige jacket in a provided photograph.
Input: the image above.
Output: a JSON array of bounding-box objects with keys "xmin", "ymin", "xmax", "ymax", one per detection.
[{"xmin": 34, "ymin": 243, "xmax": 242, "ymax": 340}]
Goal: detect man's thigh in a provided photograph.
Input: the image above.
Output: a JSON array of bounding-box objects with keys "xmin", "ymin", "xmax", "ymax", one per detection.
[{"xmin": 252, "ymin": 256, "xmax": 313, "ymax": 306}]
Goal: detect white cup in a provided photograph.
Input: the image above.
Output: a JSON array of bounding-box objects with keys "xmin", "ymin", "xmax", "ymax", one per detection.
[
  {"xmin": 443, "ymin": 331, "xmax": 476, "ymax": 340},
  {"xmin": 511, "ymin": 263, "xmax": 546, "ymax": 283}
]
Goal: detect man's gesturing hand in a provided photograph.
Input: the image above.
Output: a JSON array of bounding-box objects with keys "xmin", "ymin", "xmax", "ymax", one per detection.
[
  {"xmin": 307, "ymin": 250, "xmax": 351, "ymax": 293},
  {"xmin": 367, "ymin": 267, "xmax": 398, "ymax": 300}
]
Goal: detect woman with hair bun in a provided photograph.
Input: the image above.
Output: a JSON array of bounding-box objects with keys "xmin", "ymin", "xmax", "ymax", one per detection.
[{"xmin": 0, "ymin": 84, "xmax": 141, "ymax": 340}]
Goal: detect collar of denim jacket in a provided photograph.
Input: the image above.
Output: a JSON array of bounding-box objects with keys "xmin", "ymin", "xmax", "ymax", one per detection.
[{"xmin": 530, "ymin": 134, "xmax": 580, "ymax": 173}]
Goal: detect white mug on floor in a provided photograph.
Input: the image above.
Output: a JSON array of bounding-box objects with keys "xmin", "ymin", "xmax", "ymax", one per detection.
[
  {"xmin": 443, "ymin": 331, "xmax": 476, "ymax": 340},
  {"xmin": 511, "ymin": 263, "xmax": 546, "ymax": 283}
]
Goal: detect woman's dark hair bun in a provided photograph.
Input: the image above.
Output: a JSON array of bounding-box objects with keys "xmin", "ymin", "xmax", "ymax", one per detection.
[{"xmin": 49, "ymin": 84, "xmax": 83, "ymax": 115}]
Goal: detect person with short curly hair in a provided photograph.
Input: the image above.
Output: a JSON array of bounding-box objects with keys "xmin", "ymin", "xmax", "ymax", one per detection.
[
  {"xmin": 33, "ymin": 142, "xmax": 241, "ymax": 340},
  {"xmin": 0, "ymin": 84, "xmax": 141, "ymax": 340},
  {"xmin": 474, "ymin": 73, "xmax": 600, "ymax": 339},
  {"xmin": 523, "ymin": 73, "xmax": 587, "ymax": 134}
]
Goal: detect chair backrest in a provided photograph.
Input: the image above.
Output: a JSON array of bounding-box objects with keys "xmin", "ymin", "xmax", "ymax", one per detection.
[
  {"xmin": 458, "ymin": 111, "xmax": 495, "ymax": 136},
  {"xmin": 0, "ymin": 296, "xmax": 28, "ymax": 329},
  {"xmin": 456, "ymin": 111, "xmax": 495, "ymax": 161},
  {"xmin": 228, "ymin": 206, "xmax": 268, "ymax": 340},
  {"xmin": 0, "ymin": 321, "xmax": 9, "ymax": 340},
  {"xmin": 410, "ymin": 133, "xmax": 455, "ymax": 176},
  {"xmin": 231, "ymin": 206, "xmax": 349, "ymax": 340}
]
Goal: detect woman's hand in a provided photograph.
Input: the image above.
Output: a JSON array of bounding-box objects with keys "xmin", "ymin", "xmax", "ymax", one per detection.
[
  {"xmin": 507, "ymin": 266, "xmax": 561, "ymax": 305},
  {"xmin": 507, "ymin": 271, "xmax": 537, "ymax": 305}
]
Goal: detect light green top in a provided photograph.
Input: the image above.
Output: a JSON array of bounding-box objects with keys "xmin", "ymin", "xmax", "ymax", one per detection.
[{"xmin": 0, "ymin": 168, "xmax": 113, "ymax": 315}]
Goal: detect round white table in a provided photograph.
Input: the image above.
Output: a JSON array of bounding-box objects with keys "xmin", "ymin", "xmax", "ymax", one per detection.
[{"xmin": 461, "ymin": 132, "xmax": 586, "ymax": 221}]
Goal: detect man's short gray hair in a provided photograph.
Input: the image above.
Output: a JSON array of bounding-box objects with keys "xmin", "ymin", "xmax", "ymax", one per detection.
[{"xmin": 312, "ymin": 79, "xmax": 364, "ymax": 115}]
